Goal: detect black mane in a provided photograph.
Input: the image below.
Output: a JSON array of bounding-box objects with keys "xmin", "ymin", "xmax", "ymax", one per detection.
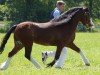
[{"xmin": 51, "ymin": 7, "xmax": 83, "ymax": 22}]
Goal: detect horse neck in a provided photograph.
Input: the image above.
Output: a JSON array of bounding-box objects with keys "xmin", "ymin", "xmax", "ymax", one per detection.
[
  {"xmin": 51, "ymin": 10, "xmax": 81, "ymax": 33},
  {"xmin": 63, "ymin": 10, "xmax": 81, "ymax": 32},
  {"xmin": 54, "ymin": 14, "xmax": 80, "ymax": 31},
  {"xmin": 64, "ymin": 13, "xmax": 80, "ymax": 34}
]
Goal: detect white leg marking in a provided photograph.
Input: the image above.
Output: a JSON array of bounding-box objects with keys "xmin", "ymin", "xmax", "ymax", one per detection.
[
  {"xmin": 30, "ymin": 56, "xmax": 42, "ymax": 69},
  {"xmin": 80, "ymin": 51, "xmax": 90, "ymax": 66},
  {"xmin": 54, "ymin": 47, "xmax": 67, "ymax": 68},
  {"xmin": 0, "ymin": 57, "xmax": 12, "ymax": 70}
]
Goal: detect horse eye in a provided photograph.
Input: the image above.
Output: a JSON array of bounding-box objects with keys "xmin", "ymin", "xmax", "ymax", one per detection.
[
  {"xmin": 84, "ymin": 12, "xmax": 89, "ymax": 17},
  {"xmin": 85, "ymin": 12, "xmax": 87, "ymax": 14},
  {"xmin": 85, "ymin": 12, "xmax": 89, "ymax": 15},
  {"xmin": 84, "ymin": 12, "xmax": 90, "ymax": 20}
]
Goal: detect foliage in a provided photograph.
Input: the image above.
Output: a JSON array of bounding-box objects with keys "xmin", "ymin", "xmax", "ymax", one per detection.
[
  {"xmin": 77, "ymin": 23, "xmax": 87, "ymax": 32},
  {"xmin": 94, "ymin": 19, "xmax": 100, "ymax": 26},
  {"xmin": 1, "ymin": 0, "xmax": 100, "ymax": 22},
  {"xmin": 0, "ymin": 21, "xmax": 13, "ymax": 33},
  {"xmin": 3, "ymin": 0, "xmax": 55, "ymax": 23},
  {"xmin": 0, "ymin": 0, "xmax": 100, "ymax": 32},
  {"xmin": 0, "ymin": 0, "xmax": 6, "ymax": 5},
  {"xmin": 0, "ymin": 5, "xmax": 7, "ymax": 20}
]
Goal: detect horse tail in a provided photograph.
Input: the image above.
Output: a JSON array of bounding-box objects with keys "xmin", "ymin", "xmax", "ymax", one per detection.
[{"xmin": 0, "ymin": 25, "xmax": 17, "ymax": 54}]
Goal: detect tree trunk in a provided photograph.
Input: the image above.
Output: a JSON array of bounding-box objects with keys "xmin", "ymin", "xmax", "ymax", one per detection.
[{"xmin": 88, "ymin": 0, "xmax": 93, "ymax": 17}]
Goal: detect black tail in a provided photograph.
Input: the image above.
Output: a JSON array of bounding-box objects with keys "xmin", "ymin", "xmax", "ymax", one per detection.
[{"xmin": 0, "ymin": 25, "xmax": 17, "ymax": 54}]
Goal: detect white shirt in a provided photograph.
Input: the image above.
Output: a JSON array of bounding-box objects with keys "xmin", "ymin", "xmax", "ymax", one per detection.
[{"xmin": 53, "ymin": 8, "xmax": 61, "ymax": 18}]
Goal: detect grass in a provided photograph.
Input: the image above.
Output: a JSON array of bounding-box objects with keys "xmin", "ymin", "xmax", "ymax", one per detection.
[{"xmin": 0, "ymin": 33, "xmax": 100, "ymax": 75}]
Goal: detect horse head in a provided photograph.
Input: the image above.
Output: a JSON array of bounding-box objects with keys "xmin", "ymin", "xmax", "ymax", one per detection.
[{"xmin": 80, "ymin": 7, "xmax": 95, "ymax": 29}]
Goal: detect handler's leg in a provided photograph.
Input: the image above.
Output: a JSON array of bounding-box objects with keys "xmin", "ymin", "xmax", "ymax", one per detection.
[
  {"xmin": 42, "ymin": 47, "xmax": 67, "ymax": 68},
  {"xmin": 54, "ymin": 47, "xmax": 67, "ymax": 68}
]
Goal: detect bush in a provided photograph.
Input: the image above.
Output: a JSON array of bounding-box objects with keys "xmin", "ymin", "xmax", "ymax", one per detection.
[
  {"xmin": 77, "ymin": 23, "xmax": 87, "ymax": 32},
  {"xmin": 0, "ymin": 27, "xmax": 6, "ymax": 33},
  {"xmin": 0, "ymin": 5, "xmax": 7, "ymax": 20},
  {"xmin": 0, "ymin": 21, "xmax": 13, "ymax": 33}
]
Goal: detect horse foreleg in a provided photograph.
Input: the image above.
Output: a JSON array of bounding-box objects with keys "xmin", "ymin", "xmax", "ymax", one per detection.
[
  {"xmin": 47, "ymin": 45, "xmax": 64, "ymax": 67},
  {"xmin": 24, "ymin": 46, "xmax": 42, "ymax": 69},
  {"xmin": 68, "ymin": 43, "xmax": 90, "ymax": 66}
]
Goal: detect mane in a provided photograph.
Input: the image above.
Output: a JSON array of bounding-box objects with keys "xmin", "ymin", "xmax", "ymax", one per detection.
[
  {"xmin": 52, "ymin": 9, "xmax": 80, "ymax": 27},
  {"xmin": 51, "ymin": 7, "xmax": 83, "ymax": 22}
]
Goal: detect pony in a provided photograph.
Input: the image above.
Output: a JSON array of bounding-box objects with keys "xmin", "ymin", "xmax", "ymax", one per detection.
[{"xmin": 0, "ymin": 7, "xmax": 94, "ymax": 70}]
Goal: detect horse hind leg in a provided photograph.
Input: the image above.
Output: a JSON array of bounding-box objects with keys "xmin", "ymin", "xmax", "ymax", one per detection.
[
  {"xmin": 68, "ymin": 43, "xmax": 90, "ymax": 66},
  {"xmin": 24, "ymin": 45, "xmax": 42, "ymax": 69},
  {"xmin": 0, "ymin": 42, "xmax": 23, "ymax": 70}
]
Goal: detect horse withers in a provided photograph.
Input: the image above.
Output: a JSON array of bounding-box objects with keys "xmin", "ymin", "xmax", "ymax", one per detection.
[{"xmin": 0, "ymin": 7, "xmax": 94, "ymax": 70}]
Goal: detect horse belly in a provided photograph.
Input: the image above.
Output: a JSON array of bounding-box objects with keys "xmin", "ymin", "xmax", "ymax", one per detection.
[{"xmin": 33, "ymin": 36, "xmax": 57, "ymax": 46}]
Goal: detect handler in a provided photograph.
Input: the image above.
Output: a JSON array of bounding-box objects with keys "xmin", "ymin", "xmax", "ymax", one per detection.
[{"xmin": 42, "ymin": 0, "xmax": 67, "ymax": 68}]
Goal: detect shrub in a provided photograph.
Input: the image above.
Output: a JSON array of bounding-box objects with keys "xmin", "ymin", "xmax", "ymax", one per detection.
[
  {"xmin": 0, "ymin": 21, "xmax": 13, "ymax": 33},
  {"xmin": 77, "ymin": 23, "xmax": 87, "ymax": 32}
]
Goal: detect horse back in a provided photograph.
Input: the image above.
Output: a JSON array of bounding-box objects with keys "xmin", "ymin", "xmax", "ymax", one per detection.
[
  {"xmin": 14, "ymin": 21, "xmax": 74, "ymax": 46},
  {"xmin": 14, "ymin": 21, "xmax": 61, "ymax": 45}
]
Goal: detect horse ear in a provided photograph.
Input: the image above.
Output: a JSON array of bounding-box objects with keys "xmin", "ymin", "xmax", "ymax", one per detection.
[{"xmin": 83, "ymin": 7, "xmax": 89, "ymax": 12}]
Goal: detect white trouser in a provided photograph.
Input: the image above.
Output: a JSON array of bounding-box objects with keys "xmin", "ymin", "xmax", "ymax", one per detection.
[{"xmin": 46, "ymin": 47, "xmax": 67, "ymax": 68}]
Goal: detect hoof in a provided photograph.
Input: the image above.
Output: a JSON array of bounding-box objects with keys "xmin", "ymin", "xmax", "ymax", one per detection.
[
  {"xmin": 46, "ymin": 64, "xmax": 52, "ymax": 68},
  {"xmin": 85, "ymin": 63, "xmax": 90, "ymax": 66},
  {"xmin": 55, "ymin": 66, "xmax": 62, "ymax": 69},
  {"xmin": 46, "ymin": 62, "xmax": 54, "ymax": 68},
  {"xmin": 0, "ymin": 66, "xmax": 7, "ymax": 70}
]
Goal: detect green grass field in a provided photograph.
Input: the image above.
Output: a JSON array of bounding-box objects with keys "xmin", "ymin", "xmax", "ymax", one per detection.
[{"xmin": 0, "ymin": 33, "xmax": 100, "ymax": 75}]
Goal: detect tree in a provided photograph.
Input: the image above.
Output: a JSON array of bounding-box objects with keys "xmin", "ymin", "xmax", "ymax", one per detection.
[
  {"xmin": 1, "ymin": 0, "xmax": 100, "ymax": 23},
  {"xmin": 0, "ymin": 0, "xmax": 6, "ymax": 4}
]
